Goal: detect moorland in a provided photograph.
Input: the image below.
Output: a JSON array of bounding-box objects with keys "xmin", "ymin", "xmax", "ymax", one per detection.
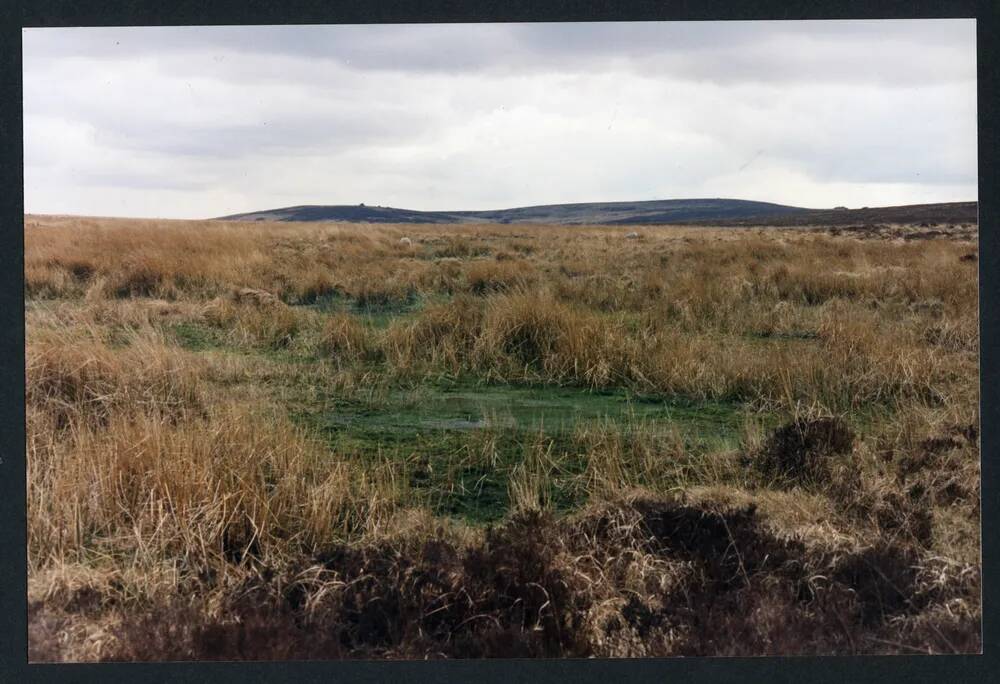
[{"xmin": 25, "ymin": 214, "xmax": 980, "ymax": 659}]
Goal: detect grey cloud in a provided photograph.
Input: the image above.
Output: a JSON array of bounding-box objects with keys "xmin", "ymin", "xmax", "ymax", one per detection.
[
  {"xmin": 95, "ymin": 111, "xmax": 436, "ymax": 159},
  {"xmin": 74, "ymin": 169, "xmax": 206, "ymax": 191},
  {"xmin": 21, "ymin": 21, "xmax": 978, "ymax": 218},
  {"xmin": 24, "ymin": 21, "xmax": 975, "ymax": 86}
]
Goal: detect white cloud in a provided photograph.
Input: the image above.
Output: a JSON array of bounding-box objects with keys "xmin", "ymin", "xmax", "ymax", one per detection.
[{"xmin": 23, "ymin": 20, "xmax": 977, "ymax": 219}]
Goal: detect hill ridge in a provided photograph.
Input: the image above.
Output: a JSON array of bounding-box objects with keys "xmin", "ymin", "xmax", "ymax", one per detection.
[{"xmin": 215, "ymin": 198, "xmax": 977, "ymax": 226}]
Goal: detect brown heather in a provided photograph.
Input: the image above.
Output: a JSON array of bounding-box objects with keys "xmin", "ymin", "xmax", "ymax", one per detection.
[{"xmin": 25, "ymin": 214, "xmax": 980, "ymax": 660}]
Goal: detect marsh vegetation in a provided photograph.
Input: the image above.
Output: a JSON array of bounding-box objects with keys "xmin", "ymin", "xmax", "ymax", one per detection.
[{"xmin": 25, "ymin": 215, "xmax": 980, "ymax": 659}]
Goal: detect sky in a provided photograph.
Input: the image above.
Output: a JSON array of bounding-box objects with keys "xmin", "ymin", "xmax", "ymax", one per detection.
[{"xmin": 22, "ymin": 20, "xmax": 977, "ymax": 219}]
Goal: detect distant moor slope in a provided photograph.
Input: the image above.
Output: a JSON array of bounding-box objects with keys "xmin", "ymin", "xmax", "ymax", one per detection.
[
  {"xmin": 216, "ymin": 199, "xmax": 977, "ymax": 227},
  {"xmin": 215, "ymin": 198, "xmax": 809, "ymax": 225}
]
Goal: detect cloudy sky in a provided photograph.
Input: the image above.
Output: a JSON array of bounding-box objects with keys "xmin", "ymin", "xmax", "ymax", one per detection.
[{"xmin": 23, "ymin": 20, "xmax": 977, "ymax": 219}]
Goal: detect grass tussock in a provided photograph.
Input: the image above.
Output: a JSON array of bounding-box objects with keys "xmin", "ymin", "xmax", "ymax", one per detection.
[
  {"xmin": 202, "ymin": 294, "xmax": 309, "ymax": 351},
  {"xmin": 29, "ymin": 405, "xmax": 400, "ymax": 571},
  {"xmin": 319, "ymin": 313, "xmax": 380, "ymax": 363},
  {"xmin": 26, "ymin": 327, "xmax": 206, "ymax": 431}
]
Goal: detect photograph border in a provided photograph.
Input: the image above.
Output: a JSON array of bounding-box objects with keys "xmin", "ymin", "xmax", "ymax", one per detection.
[{"xmin": 2, "ymin": 1, "xmax": 995, "ymax": 682}]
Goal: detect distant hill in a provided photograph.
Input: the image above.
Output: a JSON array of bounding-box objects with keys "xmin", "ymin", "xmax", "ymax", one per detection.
[
  {"xmin": 704, "ymin": 201, "xmax": 978, "ymax": 227},
  {"xmin": 215, "ymin": 199, "xmax": 977, "ymax": 226},
  {"xmin": 215, "ymin": 198, "xmax": 809, "ymax": 225}
]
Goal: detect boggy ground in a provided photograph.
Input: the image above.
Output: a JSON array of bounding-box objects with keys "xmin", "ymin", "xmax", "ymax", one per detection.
[{"xmin": 25, "ymin": 215, "xmax": 980, "ymax": 659}]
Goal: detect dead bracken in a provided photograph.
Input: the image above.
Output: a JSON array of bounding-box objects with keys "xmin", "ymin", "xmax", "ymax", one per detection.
[{"xmin": 64, "ymin": 496, "xmax": 976, "ymax": 660}]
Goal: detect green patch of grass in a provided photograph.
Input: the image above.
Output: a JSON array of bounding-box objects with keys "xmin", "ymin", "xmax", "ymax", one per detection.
[
  {"xmin": 428, "ymin": 433, "xmax": 590, "ymax": 524},
  {"xmin": 352, "ymin": 308, "xmax": 413, "ymax": 329},
  {"xmin": 295, "ymin": 378, "xmax": 751, "ymax": 524},
  {"xmin": 167, "ymin": 320, "xmax": 322, "ymax": 371},
  {"xmin": 350, "ymin": 292, "xmax": 452, "ymax": 328},
  {"xmin": 168, "ymin": 321, "xmax": 226, "ymax": 351},
  {"xmin": 296, "ymin": 290, "xmax": 448, "ymax": 329},
  {"xmin": 435, "ymin": 466, "xmax": 511, "ymax": 523},
  {"xmin": 316, "ymin": 380, "xmax": 745, "ymax": 444},
  {"xmin": 299, "ymin": 290, "xmax": 347, "ymax": 313}
]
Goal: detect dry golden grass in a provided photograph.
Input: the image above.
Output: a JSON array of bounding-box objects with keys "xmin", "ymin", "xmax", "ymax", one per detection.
[{"xmin": 25, "ymin": 214, "xmax": 980, "ymax": 660}]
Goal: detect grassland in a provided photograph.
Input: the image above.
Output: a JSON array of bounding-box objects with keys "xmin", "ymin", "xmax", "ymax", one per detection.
[{"xmin": 25, "ymin": 215, "xmax": 980, "ymax": 659}]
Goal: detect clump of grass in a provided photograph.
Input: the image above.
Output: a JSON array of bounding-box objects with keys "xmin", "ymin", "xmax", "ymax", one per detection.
[
  {"xmin": 104, "ymin": 255, "xmax": 173, "ymax": 299},
  {"xmin": 354, "ymin": 280, "xmax": 417, "ymax": 312},
  {"xmin": 319, "ymin": 313, "xmax": 379, "ymax": 363},
  {"xmin": 28, "ymin": 396, "xmax": 405, "ymax": 573},
  {"xmin": 480, "ymin": 290, "xmax": 574, "ymax": 367},
  {"xmin": 382, "ymin": 295, "xmax": 484, "ymax": 373},
  {"xmin": 25, "ymin": 263, "xmax": 86, "ymax": 299},
  {"xmin": 203, "ymin": 298, "xmax": 301, "ymax": 350},
  {"xmin": 507, "ymin": 436, "xmax": 556, "ymax": 514},
  {"xmin": 291, "ymin": 267, "xmax": 338, "ymax": 305},
  {"xmin": 473, "ymin": 290, "xmax": 634, "ymax": 387},
  {"xmin": 579, "ymin": 418, "xmax": 688, "ymax": 499},
  {"xmin": 26, "ymin": 326, "xmax": 206, "ymax": 431},
  {"xmin": 465, "ymin": 259, "xmax": 535, "ymax": 295},
  {"xmin": 433, "ymin": 236, "xmax": 490, "ymax": 259}
]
